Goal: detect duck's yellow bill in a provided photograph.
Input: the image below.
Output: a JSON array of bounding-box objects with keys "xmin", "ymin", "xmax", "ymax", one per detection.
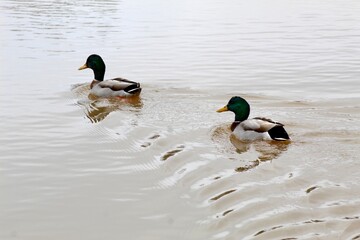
[
  {"xmin": 216, "ymin": 106, "xmax": 228, "ymax": 112},
  {"xmin": 78, "ymin": 64, "xmax": 88, "ymax": 70}
]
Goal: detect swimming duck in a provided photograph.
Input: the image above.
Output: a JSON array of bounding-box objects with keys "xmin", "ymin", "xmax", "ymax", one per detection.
[
  {"xmin": 78, "ymin": 54, "xmax": 141, "ymax": 97},
  {"xmin": 217, "ymin": 96, "xmax": 290, "ymax": 141}
]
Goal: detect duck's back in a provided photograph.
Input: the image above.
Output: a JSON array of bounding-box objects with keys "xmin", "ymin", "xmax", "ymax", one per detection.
[{"xmin": 91, "ymin": 78, "xmax": 141, "ymax": 97}]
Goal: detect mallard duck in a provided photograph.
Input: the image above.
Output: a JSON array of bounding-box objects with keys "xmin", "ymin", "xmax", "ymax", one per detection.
[
  {"xmin": 78, "ymin": 54, "xmax": 141, "ymax": 97},
  {"xmin": 217, "ymin": 96, "xmax": 290, "ymax": 141}
]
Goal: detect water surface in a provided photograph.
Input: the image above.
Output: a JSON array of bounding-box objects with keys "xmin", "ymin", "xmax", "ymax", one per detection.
[{"xmin": 1, "ymin": 0, "xmax": 360, "ymax": 239}]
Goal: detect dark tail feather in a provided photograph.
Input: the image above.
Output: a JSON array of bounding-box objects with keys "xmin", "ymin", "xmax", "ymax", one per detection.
[
  {"xmin": 268, "ymin": 126, "xmax": 290, "ymax": 141},
  {"xmin": 124, "ymin": 83, "xmax": 142, "ymax": 95}
]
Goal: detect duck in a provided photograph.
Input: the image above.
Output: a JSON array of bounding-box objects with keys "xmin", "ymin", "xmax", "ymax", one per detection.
[
  {"xmin": 217, "ymin": 96, "xmax": 290, "ymax": 141},
  {"xmin": 78, "ymin": 54, "xmax": 141, "ymax": 98}
]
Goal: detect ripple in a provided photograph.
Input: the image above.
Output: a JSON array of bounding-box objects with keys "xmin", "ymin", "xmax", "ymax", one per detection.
[{"xmin": 161, "ymin": 145, "xmax": 185, "ymax": 161}]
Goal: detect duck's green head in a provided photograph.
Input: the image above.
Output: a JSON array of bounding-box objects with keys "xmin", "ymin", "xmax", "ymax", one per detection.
[
  {"xmin": 78, "ymin": 54, "xmax": 106, "ymax": 81},
  {"xmin": 217, "ymin": 96, "xmax": 250, "ymax": 122}
]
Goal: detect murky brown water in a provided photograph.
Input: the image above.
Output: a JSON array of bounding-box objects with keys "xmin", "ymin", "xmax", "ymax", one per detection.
[{"xmin": 1, "ymin": 0, "xmax": 360, "ymax": 239}]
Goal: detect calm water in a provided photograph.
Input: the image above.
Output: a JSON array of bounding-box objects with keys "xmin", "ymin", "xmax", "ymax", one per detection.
[{"xmin": 1, "ymin": 0, "xmax": 360, "ymax": 239}]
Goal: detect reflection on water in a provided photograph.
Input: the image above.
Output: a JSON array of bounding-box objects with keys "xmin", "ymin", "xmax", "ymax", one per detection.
[
  {"xmin": 230, "ymin": 135, "xmax": 290, "ymax": 162},
  {"xmin": 81, "ymin": 96, "xmax": 143, "ymax": 123}
]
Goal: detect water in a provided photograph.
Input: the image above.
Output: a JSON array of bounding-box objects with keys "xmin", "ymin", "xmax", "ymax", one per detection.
[{"xmin": 1, "ymin": 0, "xmax": 360, "ymax": 239}]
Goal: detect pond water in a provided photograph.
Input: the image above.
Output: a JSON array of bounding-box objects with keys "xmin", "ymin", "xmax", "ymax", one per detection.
[{"xmin": 1, "ymin": 0, "xmax": 360, "ymax": 239}]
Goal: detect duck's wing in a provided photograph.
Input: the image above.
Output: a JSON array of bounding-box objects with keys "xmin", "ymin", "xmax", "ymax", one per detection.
[
  {"xmin": 98, "ymin": 78, "xmax": 141, "ymax": 94},
  {"xmin": 241, "ymin": 118, "xmax": 281, "ymax": 132},
  {"xmin": 241, "ymin": 117, "xmax": 289, "ymax": 140}
]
